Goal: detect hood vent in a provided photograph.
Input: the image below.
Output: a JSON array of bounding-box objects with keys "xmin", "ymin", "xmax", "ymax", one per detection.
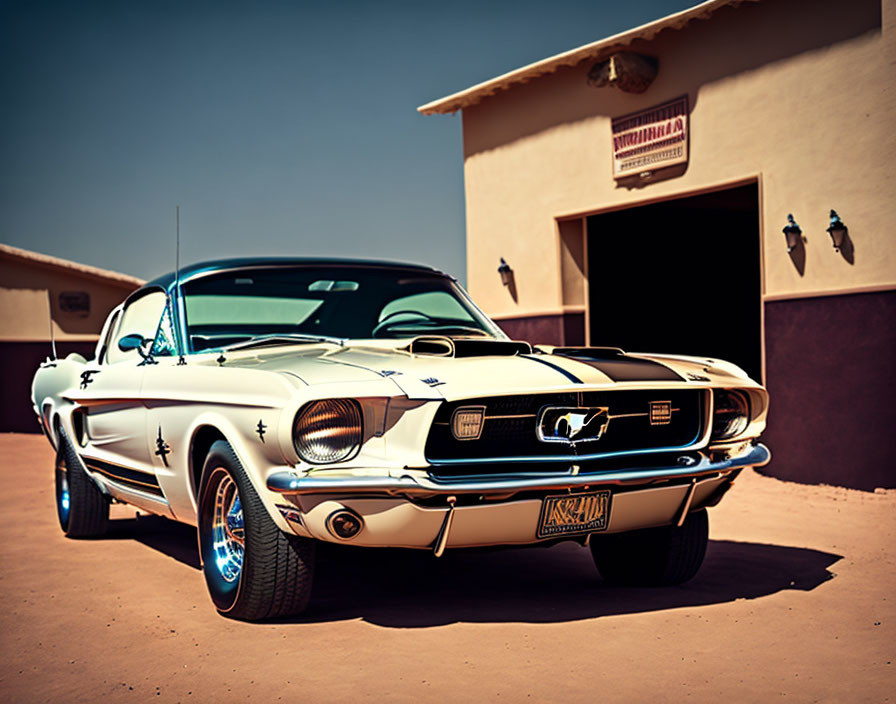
[{"xmin": 406, "ymin": 336, "xmax": 532, "ymax": 358}]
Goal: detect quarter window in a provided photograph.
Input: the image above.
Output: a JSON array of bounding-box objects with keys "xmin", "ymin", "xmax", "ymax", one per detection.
[
  {"xmin": 151, "ymin": 301, "xmax": 178, "ymax": 357},
  {"xmin": 106, "ymin": 291, "xmax": 168, "ymax": 364}
]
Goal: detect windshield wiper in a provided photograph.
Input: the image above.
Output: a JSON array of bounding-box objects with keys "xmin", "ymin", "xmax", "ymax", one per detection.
[{"xmin": 222, "ymin": 334, "xmax": 345, "ymax": 351}]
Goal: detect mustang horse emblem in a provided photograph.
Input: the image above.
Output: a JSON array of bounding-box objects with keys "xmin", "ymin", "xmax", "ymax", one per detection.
[{"xmin": 539, "ymin": 407, "xmax": 611, "ymax": 443}]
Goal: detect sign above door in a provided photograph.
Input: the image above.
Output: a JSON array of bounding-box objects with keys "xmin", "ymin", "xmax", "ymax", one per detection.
[{"xmin": 611, "ymin": 96, "xmax": 689, "ymax": 179}]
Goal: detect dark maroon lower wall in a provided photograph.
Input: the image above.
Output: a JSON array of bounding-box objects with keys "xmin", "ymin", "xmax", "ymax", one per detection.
[
  {"xmin": 0, "ymin": 341, "xmax": 97, "ymax": 433},
  {"xmin": 762, "ymin": 289, "xmax": 896, "ymax": 490},
  {"xmin": 495, "ymin": 312, "xmax": 585, "ymax": 347}
]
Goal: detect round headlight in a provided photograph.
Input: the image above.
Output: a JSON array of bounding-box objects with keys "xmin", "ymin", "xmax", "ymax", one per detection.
[
  {"xmin": 711, "ymin": 390, "xmax": 750, "ymax": 441},
  {"xmin": 293, "ymin": 399, "xmax": 362, "ymax": 464}
]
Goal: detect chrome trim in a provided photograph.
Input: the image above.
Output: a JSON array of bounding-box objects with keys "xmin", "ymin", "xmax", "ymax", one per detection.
[
  {"xmin": 267, "ymin": 443, "xmax": 770, "ymax": 497},
  {"xmin": 94, "ymin": 475, "xmax": 171, "ymax": 506}
]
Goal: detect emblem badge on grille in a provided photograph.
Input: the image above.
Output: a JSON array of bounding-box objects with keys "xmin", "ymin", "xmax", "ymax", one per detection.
[{"xmin": 537, "ymin": 406, "xmax": 610, "ymax": 444}]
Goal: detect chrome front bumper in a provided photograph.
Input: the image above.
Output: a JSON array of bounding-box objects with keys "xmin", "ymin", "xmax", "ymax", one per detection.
[{"xmin": 266, "ymin": 443, "xmax": 770, "ymax": 497}]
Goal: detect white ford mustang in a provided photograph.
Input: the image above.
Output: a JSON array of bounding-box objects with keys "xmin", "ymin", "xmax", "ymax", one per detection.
[{"xmin": 32, "ymin": 258, "xmax": 770, "ymax": 620}]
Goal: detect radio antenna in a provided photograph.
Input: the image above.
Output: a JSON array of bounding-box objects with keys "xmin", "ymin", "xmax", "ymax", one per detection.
[
  {"xmin": 174, "ymin": 205, "xmax": 187, "ymax": 365},
  {"xmin": 47, "ymin": 292, "xmax": 57, "ymax": 361}
]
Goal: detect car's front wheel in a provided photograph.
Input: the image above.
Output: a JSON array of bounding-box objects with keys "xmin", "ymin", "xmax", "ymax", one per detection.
[
  {"xmin": 197, "ymin": 440, "xmax": 315, "ymax": 620},
  {"xmin": 589, "ymin": 509, "xmax": 709, "ymax": 586}
]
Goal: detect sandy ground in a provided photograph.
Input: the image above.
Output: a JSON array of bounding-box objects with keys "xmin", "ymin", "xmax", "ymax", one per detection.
[{"xmin": 0, "ymin": 433, "xmax": 893, "ymax": 703}]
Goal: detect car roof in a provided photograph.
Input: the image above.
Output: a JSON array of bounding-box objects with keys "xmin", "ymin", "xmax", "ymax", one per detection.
[{"xmin": 144, "ymin": 256, "xmax": 449, "ymax": 291}]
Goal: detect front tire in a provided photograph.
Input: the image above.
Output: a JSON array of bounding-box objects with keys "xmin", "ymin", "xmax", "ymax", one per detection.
[
  {"xmin": 55, "ymin": 433, "xmax": 109, "ymax": 538},
  {"xmin": 590, "ymin": 509, "xmax": 709, "ymax": 586},
  {"xmin": 197, "ymin": 440, "xmax": 315, "ymax": 620}
]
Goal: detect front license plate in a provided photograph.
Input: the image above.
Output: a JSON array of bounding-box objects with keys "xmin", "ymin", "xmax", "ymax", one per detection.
[{"xmin": 537, "ymin": 490, "xmax": 612, "ymax": 539}]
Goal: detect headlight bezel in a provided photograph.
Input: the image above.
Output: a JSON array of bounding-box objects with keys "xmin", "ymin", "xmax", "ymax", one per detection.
[
  {"xmin": 710, "ymin": 389, "xmax": 751, "ymax": 442},
  {"xmin": 292, "ymin": 399, "xmax": 363, "ymax": 465}
]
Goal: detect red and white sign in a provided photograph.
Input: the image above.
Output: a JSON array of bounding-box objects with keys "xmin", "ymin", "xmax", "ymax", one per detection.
[{"xmin": 612, "ymin": 96, "xmax": 689, "ymax": 178}]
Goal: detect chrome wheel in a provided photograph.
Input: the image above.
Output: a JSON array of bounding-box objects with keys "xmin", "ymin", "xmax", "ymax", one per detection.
[
  {"xmin": 211, "ymin": 471, "xmax": 244, "ymax": 583},
  {"xmin": 198, "ymin": 440, "xmax": 315, "ymax": 619}
]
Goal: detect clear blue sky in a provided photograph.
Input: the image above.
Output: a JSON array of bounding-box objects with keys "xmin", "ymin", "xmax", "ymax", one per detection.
[{"xmin": 1, "ymin": 0, "xmax": 695, "ymax": 284}]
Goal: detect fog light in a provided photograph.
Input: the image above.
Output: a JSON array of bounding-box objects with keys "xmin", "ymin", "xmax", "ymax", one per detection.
[
  {"xmin": 326, "ymin": 509, "xmax": 364, "ymax": 540},
  {"xmin": 451, "ymin": 406, "xmax": 485, "ymax": 440}
]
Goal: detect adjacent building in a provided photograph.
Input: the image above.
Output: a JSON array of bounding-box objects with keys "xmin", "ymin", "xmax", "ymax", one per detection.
[
  {"xmin": 0, "ymin": 244, "xmax": 143, "ymax": 432},
  {"xmin": 420, "ymin": 0, "xmax": 895, "ymax": 489}
]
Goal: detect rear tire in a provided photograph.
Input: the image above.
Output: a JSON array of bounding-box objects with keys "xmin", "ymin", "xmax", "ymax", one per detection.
[
  {"xmin": 55, "ymin": 432, "xmax": 109, "ymax": 538},
  {"xmin": 590, "ymin": 509, "xmax": 708, "ymax": 586},
  {"xmin": 197, "ymin": 440, "xmax": 315, "ymax": 620}
]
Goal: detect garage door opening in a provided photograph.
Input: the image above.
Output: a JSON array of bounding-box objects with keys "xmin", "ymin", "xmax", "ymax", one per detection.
[{"xmin": 586, "ymin": 182, "xmax": 762, "ymax": 381}]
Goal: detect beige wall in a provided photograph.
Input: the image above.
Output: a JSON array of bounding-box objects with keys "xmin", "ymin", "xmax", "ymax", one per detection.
[
  {"xmin": 461, "ymin": 0, "xmax": 894, "ymax": 320},
  {"xmin": 0, "ymin": 256, "xmax": 139, "ymax": 342}
]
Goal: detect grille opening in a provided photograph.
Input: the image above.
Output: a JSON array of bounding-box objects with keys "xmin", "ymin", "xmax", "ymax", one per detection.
[{"xmin": 425, "ymin": 390, "xmax": 706, "ymax": 469}]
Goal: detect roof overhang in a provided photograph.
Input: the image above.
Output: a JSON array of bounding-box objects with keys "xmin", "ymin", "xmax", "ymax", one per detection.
[
  {"xmin": 418, "ymin": 0, "xmax": 755, "ymax": 115},
  {"xmin": 0, "ymin": 243, "xmax": 144, "ymax": 288}
]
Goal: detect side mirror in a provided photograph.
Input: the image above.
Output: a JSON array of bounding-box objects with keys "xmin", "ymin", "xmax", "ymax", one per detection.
[{"xmin": 118, "ymin": 333, "xmax": 150, "ymax": 353}]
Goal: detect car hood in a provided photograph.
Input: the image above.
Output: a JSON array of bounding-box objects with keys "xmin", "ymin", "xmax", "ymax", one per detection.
[{"xmin": 211, "ymin": 337, "xmax": 755, "ymax": 401}]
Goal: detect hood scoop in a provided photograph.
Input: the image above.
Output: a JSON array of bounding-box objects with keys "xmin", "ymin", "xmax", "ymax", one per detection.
[{"xmin": 405, "ymin": 336, "xmax": 533, "ymax": 358}]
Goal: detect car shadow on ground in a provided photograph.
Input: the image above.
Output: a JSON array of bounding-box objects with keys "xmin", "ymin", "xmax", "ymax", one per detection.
[{"xmin": 105, "ymin": 515, "xmax": 841, "ymax": 627}]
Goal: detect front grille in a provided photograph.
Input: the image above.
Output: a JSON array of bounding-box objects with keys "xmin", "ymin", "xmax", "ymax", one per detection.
[{"xmin": 424, "ymin": 389, "xmax": 706, "ymax": 465}]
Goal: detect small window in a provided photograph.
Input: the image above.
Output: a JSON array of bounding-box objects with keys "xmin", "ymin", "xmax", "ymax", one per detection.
[
  {"xmin": 107, "ymin": 291, "xmax": 168, "ymax": 364},
  {"xmin": 151, "ymin": 301, "xmax": 178, "ymax": 357}
]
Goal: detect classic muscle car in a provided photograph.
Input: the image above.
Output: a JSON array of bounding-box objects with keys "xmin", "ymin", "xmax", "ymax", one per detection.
[{"xmin": 32, "ymin": 258, "xmax": 770, "ymax": 620}]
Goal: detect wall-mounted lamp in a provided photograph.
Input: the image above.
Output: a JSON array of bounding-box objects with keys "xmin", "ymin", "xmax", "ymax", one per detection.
[
  {"xmin": 498, "ymin": 257, "xmax": 512, "ymax": 287},
  {"xmin": 782, "ymin": 214, "xmax": 802, "ymax": 253},
  {"xmin": 826, "ymin": 210, "xmax": 848, "ymax": 251}
]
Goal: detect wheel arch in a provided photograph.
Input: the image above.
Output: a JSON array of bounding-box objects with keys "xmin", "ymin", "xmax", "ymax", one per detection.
[{"xmin": 189, "ymin": 425, "xmax": 227, "ymax": 500}]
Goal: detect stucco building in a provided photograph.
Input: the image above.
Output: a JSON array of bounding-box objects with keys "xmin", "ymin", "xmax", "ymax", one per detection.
[
  {"xmin": 420, "ymin": 0, "xmax": 895, "ymax": 489},
  {"xmin": 0, "ymin": 244, "xmax": 143, "ymax": 431}
]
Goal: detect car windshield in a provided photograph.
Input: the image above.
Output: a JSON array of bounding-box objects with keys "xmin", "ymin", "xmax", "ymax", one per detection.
[{"xmin": 181, "ymin": 266, "xmax": 501, "ymax": 352}]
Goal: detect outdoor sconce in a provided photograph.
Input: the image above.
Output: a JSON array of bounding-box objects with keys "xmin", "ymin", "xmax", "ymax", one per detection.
[
  {"xmin": 782, "ymin": 214, "xmax": 802, "ymax": 253},
  {"xmin": 498, "ymin": 258, "xmax": 512, "ymax": 286},
  {"xmin": 587, "ymin": 52, "xmax": 658, "ymax": 94},
  {"xmin": 826, "ymin": 210, "xmax": 848, "ymax": 251}
]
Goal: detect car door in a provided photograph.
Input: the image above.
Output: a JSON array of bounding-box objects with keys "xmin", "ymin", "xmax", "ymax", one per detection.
[{"xmin": 75, "ymin": 289, "xmax": 169, "ymax": 499}]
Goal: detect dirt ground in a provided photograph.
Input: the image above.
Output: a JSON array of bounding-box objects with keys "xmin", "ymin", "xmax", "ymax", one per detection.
[{"xmin": 0, "ymin": 433, "xmax": 893, "ymax": 703}]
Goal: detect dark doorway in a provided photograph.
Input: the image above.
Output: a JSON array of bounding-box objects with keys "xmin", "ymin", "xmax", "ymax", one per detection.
[{"xmin": 586, "ymin": 183, "xmax": 761, "ymax": 381}]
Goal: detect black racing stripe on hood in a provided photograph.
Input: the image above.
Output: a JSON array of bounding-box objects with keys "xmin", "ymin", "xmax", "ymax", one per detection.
[
  {"xmin": 521, "ymin": 355, "xmax": 583, "ymax": 384},
  {"xmin": 552, "ymin": 353, "xmax": 685, "ymax": 382}
]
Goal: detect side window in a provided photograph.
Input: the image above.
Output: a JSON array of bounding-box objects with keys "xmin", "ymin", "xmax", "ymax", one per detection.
[
  {"xmin": 151, "ymin": 301, "xmax": 177, "ymax": 357},
  {"xmin": 106, "ymin": 291, "xmax": 168, "ymax": 364}
]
